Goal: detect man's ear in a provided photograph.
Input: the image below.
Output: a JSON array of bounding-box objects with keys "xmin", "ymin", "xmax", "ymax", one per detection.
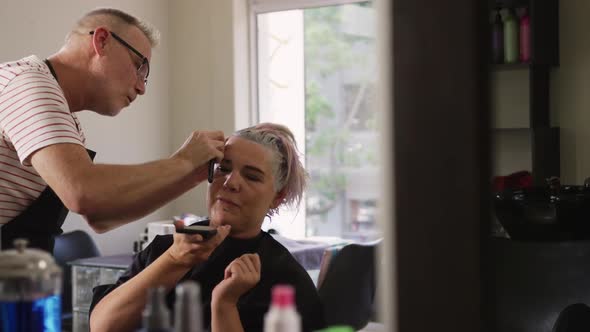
[
  {"xmin": 271, "ymin": 190, "xmax": 286, "ymax": 210},
  {"xmin": 90, "ymin": 27, "xmax": 110, "ymax": 56}
]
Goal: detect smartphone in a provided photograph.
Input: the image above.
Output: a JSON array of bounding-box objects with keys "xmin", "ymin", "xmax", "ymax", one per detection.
[{"xmin": 175, "ymin": 224, "xmax": 217, "ymax": 240}]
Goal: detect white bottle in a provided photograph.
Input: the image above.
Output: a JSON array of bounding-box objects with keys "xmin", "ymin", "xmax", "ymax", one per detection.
[{"xmin": 264, "ymin": 285, "xmax": 301, "ymax": 332}]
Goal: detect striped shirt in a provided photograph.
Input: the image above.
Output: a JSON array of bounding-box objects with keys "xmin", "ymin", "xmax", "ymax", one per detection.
[{"xmin": 0, "ymin": 55, "xmax": 85, "ymax": 225}]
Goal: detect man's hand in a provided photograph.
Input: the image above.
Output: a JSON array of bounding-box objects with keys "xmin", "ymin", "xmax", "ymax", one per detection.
[
  {"xmin": 171, "ymin": 130, "xmax": 225, "ymax": 183},
  {"xmin": 166, "ymin": 221, "xmax": 231, "ymax": 269}
]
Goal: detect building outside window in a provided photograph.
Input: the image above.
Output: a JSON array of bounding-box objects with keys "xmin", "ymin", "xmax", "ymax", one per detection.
[{"xmin": 252, "ymin": 0, "xmax": 379, "ymax": 241}]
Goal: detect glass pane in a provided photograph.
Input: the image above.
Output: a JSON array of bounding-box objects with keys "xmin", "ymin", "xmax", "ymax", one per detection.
[{"xmin": 257, "ymin": 2, "xmax": 379, "ymax": 241}]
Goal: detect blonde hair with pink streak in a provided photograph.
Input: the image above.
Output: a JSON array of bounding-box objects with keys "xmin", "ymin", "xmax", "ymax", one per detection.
[{"xmin": 233, "ymin": 123, "xmax": 308, "ymax": 215}]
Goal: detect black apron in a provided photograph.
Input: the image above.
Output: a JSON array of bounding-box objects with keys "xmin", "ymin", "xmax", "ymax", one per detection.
[
  {"xmin": 0, "ymin": 150, "xmax": 96, "ymax": 253},
  {"xmin": 0, "ymin": 58, "xmax": 96, "ymax": 253}
]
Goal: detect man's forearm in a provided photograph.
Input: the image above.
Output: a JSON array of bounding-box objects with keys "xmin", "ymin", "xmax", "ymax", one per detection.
[
  {"xmin": 78, "ymin": 158, "xmax": 199, "ymax": 231},
  {"xmin": 30, "ymin": 141, "xmax": 214, "ymax": 231}
]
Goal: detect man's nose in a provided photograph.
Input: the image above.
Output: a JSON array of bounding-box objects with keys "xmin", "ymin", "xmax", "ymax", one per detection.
[{"xmin": 135, "ymin": 79, "xmax": 146, "ymax": 95}]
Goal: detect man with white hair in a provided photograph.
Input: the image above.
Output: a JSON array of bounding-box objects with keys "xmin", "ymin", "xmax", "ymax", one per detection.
[{"xmin": 0, "ymin": 8, "xmax": 224, "ymax": 252}]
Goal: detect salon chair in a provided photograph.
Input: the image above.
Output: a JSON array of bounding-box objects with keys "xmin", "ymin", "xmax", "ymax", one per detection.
[
  {"xmin": 53, "ymin": 230, "xmax": 100, "ymax": 331},
  {"xmin": 492, "ymin": 237, "xmax": 590, "ymax": 332},
  {"xmin": 318, "ymin": 240, "xmax": 380, "ymax": 330}
]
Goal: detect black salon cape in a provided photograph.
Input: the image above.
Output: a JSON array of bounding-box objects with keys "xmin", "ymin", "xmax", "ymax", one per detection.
[{"xmin": 90, "ymin": 231, "xmax": 325, "ymax": 332}]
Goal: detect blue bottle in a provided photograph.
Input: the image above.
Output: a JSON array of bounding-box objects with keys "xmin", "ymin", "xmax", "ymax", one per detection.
[{"xmin": 0, "ymin": 239, "xmax": 62, "ymax": 332}]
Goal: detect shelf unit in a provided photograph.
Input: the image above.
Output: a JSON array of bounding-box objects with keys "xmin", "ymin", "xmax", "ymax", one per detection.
[{"xmin": 489, "ymin": 0, "xmax": 559, "ymax": 185}]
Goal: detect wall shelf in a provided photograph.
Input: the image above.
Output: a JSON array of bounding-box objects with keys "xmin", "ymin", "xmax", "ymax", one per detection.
[
  {"xmin": 489, "ymin": 0, "xmax": 559, "ymax": 184},
  {"xmin": 492, "ymin": 63, "xmax": 530, "ymax": 71}
]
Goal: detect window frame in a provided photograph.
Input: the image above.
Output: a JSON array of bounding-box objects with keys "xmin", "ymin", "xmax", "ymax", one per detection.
[
  {"xmin": 248, "ymin": 0, "xmax": 369, "ymax": 125},
  {"xmin": 250, "ymin": 0, "xmax": 367, "ymax": 13},
  {"xmin": 248, "ymin": 0, "xmax": 375, "ymax": 238}
]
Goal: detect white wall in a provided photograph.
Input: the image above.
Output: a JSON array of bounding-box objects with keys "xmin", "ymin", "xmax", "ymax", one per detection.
[
  {"xmin": 168, "ymin": 0, "xmax": 249, "ymax": 216},
  {"xmin": 551, "ymin": 1, "xmax": 590, "ymax": 184},
  {"xmin": 0, "ymin": 0, "xmax": 172, "ymax": 255}
]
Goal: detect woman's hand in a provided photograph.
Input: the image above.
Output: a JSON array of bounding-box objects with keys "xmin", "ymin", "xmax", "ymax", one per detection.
[
  {"xmin": 212, "ymin": 253, "xmax": 261, "ymax": 307},
  {"xmin": 166, "ymin": 221, "xmax": 231, "ymax": 269}
]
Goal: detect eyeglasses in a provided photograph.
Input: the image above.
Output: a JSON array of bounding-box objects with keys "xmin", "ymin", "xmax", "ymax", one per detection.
[{"xmin": 89, "ymin": 30, "xmax": 150, "ymax": 85}]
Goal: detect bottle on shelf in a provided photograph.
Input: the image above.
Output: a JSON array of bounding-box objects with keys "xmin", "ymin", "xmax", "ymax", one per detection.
[
  {"xmin": 174, "ymin": 281, "xmax": 203, "ymax": 332},
  {"xmin": 264, "ymin": 285, "xmax": 301, "ymax": 332},
  {"xmin": 139, "ymin": 287, "xmax": 172, "ymax": 332},
  {"xmin": 518, "ymin": 7, "xmax": 531, "ymax": 63},
  {"xmin": 491, "ymin": 8, "xmax": 504, "ymax": 64},
  {"xmin": 501, "ymin": 7, "xmax": 519, "ymax": 64}
]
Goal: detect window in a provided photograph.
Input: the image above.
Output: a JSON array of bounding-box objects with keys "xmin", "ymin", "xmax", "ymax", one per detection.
[{"xmin": 252, "ymin": 0, "xmax": 379, "ymax": 241}]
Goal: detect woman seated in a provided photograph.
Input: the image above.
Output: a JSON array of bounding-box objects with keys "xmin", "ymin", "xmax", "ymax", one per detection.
[{"xmin": 89, "ymin": 123, "xmax": 325, "ymax": 332}]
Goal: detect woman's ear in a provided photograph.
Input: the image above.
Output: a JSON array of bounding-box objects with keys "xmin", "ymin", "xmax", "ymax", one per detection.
[{"xmin": 271, "ymin": 191, "xmax": 286, "ymax": 210}]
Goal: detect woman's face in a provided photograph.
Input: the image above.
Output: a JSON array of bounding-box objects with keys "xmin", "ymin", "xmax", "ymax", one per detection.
[{"xmin": 207, "ymin": 136, "xmax": 283, "ymax": 238}]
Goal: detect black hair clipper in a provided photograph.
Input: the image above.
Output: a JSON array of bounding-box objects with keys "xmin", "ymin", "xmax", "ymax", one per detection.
[{"xmin": 208, "ymin": 159, "xmax": 215, "ymax": 183}]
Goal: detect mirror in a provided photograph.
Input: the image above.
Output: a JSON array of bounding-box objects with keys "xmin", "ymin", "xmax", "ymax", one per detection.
[{"xmin": 489, "ymin": 1, "xmax": 590, "ymax": 331}]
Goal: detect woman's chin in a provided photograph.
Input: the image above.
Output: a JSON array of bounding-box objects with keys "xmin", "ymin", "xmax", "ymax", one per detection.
[{"xmin": 210, "ymin": 212, "xmax": 236, "ymax": 227}]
